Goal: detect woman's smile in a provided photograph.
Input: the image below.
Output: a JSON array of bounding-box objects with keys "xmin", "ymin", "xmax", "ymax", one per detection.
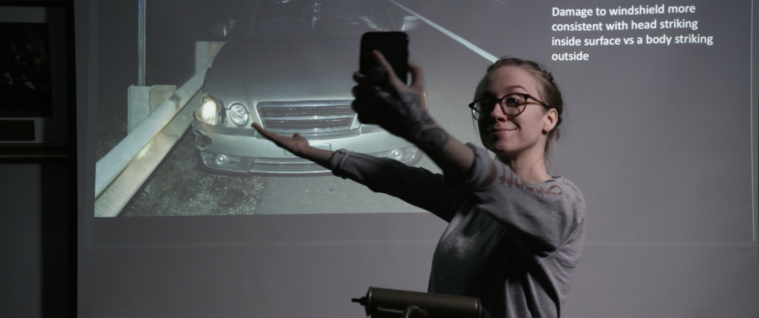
[{"xmin": 488, "ymin": 126, "xmax": 517, "ymax": 136}]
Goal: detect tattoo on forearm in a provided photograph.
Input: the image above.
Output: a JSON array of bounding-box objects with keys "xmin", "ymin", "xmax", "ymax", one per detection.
[
  {"xmin": 388, "ymin": 92, "xmax": 435, "ymax": 136},
  {"xmin": 384, "ymin": 92, "xmax": 449, "ymax": 153},
  {"xmin": 416, "ymin": 127, "xmax": 449, "ymax": 154},
  {"xmin": 399, "ymin": 93, "xmax": 434, "ymax": 126}
]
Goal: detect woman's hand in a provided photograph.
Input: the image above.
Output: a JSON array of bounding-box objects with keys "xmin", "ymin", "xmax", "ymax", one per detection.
[
  {"xmin": 251, "ymin": 123, "xmax": 310, "ymax": 156},
  {"xmin": 352, "ymin": 51, "xmax": 433, "ymax": 140},
  {"xmin": 251, "ymin": 123, "xmax": 334, "ymax": 169},
  {"xmin": 353, "ymin": 51, "xmax": 474, "ymax": 180}
]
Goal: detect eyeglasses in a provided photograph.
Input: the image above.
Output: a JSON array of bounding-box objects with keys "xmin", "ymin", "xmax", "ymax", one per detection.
[{"xmin": 468, "ymin": 93, "xmax": 549, "ymax": 120}]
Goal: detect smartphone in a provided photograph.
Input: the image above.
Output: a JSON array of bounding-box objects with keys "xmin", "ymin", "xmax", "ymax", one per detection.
[{"xmin": 360, "ymin": 32, "xmax": 409, "ymax": 85}]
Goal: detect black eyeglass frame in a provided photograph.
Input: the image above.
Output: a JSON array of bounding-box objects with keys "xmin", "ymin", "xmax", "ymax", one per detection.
[{"xmin": 468, "ymin": 93, "xmax": 550, "ymax": 120}]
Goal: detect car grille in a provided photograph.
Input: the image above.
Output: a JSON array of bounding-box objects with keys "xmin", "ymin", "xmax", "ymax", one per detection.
[{"xmin": 256, "ymin": 100, "xmax": 356, "ymax": 134}]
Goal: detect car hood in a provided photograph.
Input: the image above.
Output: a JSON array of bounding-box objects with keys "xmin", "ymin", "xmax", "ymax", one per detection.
[{"xmin": 204, "ymin": 34, "xmax": 361, "ymax": 108}]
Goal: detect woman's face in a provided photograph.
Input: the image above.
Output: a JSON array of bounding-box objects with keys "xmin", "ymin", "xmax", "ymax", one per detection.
[{"xmin": 477, "ymin": 66, "xmax": 557, "ymax": 160}]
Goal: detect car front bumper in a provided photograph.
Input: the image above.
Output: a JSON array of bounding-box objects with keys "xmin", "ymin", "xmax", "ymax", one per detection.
[{"xmin": 192, "ymin": 120, "xmax": 423, "ymax": 175}]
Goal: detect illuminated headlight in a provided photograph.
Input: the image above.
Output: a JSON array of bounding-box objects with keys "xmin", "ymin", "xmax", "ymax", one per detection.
[
  {"xmin": 229, "ymin": 104, "xmax": 249, "ymax": 126},
  {"xmin": 196, "ymin": 94, "xmax": 219, "ymax": 125}
]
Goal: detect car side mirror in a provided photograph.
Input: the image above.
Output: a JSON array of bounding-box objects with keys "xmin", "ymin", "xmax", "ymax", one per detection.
[
  {"xmin": 211, "ymin": 19, "xmax": 237, "ymax": 37},
  {"xmin": 401, "ymin": 15, "xmax": 420, "ymax": 31}
]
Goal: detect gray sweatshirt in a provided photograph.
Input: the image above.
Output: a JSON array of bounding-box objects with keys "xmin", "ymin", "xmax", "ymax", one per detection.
[{"xmin": 329, "ymin": 143, "xmax": 586, "ymax": 318}]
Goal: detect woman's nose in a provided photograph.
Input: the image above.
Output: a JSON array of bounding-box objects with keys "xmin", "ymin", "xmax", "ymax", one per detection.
[{"xmin": 488, "ymin": 103, "xmax": 508, "ymax": 122}]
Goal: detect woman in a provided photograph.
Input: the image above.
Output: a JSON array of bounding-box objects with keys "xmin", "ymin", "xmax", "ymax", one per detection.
[{"xmin": 252, "ymin": 52, "xmax": 586, "ymax": 318}]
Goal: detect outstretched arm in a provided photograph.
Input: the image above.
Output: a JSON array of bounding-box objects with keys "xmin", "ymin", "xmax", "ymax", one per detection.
[
  {"xmin": 250, "ymin": 52, "xmax": 474, "ymax": 219},
  {"xmin": 251, "ymin": 119, "xmax": 464, "ymax": 221}
]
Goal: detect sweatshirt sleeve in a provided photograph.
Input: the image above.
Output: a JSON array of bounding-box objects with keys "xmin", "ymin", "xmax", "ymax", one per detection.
[
  {"xmin": 460, "ymin": 143, "xmax": 586, "ymax": 256},
  {"xmin": 329, "ymin": 149, "xmax": 466, "ymax": 222}
]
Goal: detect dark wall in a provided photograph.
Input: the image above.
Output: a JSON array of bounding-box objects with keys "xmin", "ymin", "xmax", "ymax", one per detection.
[{"xmin": 0, "ymin": 162, "xmax": 71, "ymax": 318}]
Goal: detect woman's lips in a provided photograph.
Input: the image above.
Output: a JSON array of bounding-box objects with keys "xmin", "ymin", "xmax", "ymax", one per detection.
[{"xmin": 489, "ymin": 127, "xmax": 517, "ymax": 135}]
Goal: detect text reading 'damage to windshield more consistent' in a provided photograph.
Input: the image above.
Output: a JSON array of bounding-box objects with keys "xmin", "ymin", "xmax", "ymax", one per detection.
[{"xmin": 550, "ymin": 4, "xmax": 713, "ymax": 61}]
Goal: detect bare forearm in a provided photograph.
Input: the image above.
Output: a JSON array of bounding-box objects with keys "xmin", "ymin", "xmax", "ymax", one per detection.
[
  {"xmin": 408, "ymin": 124, "xmax": 474, "ymax": 182},
  {"xmin": 297, "ymin": 146, "xmax": 334, "ymax": 170},
  {"xmin": 384, "ymin": 93, "xmax": 474, "ymax": 181}
]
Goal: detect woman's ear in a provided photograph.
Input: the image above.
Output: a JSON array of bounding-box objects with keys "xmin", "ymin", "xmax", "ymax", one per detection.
[{"xmin": 542, "ymin": 108, "xmax": 558, "ymax": 134}]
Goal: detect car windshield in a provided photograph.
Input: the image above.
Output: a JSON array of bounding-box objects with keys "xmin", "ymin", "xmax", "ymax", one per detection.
[{"xmin": 242, "ymin": 0, "xmax": 389, "ymax": 37}]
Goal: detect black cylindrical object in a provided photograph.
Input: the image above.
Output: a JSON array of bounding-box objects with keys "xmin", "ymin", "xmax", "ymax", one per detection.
[{"xmin": 352, "ymin": 287, "xmax": 481, "ymax": 318}]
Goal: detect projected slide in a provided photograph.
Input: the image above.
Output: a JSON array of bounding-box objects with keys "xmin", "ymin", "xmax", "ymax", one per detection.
[{"xmin": 92, "ymin": 0, "xmax": 757, "ymax": 223}]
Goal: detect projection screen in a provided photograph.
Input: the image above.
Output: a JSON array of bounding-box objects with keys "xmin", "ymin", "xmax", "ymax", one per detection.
[{"xmin": 76, "ymin": 0, "xmax": 759, "ymax": 317}]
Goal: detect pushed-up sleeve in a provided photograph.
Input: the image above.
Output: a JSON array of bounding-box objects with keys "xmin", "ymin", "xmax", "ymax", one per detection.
[
  {"xmin": 329, "ymin": 149, "xmax": 466, "ymax": 222},
  {"xmin": 459, "ymin": 143, "xmax": 586, "ymax": 256}
]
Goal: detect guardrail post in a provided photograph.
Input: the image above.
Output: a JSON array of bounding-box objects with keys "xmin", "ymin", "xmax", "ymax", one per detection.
[
  {"xmin": 127, "ymin": 84, "xmax": 176, "ymax": 196},
  {"xmin": 128, "ymin": 85, "xmax": 150, "ymax": 133},
  {"xmin": 129, "ymin": 85, "xmax": 178, "ymax": 133}
]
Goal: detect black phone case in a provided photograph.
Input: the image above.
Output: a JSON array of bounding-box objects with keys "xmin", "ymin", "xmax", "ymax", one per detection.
[{"xmin": 360, "ymin": 32, "xmax": 409, "ymax": 85}]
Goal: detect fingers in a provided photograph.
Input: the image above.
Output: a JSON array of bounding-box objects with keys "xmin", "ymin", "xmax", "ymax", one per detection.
[
  {"xmin": 251, "ymin": 123, "xmax": 274, "ymax": 140},
  {"xmin": 352, "ymin": 71, "xmax": 365, "ymax": 84},
  {"xmin": 252, "ymin": 123, "xmax": 308, "ymax": 153},
  {"xmin": 352, "ymin": 85, "xmax": 379, "ymax": 124},
  {"xmin": 251, "ymin": 122, "xmax": 266, "ymax": 135},
  {"xmin": 372, "ymin": 50, "xmax": 404, "ymax": 88},
  {"xmin": 352, "ymin": 84, "xmax": 372, "ymax": 99},
  {"xmin": 407, "ymin": 61, "xmax": 424, "ymax": 91},
  {"xmin": 354, "ymin": 69, "xmax": 385, "ymax": 87},
  {"xmin": 251, "ymin": 122, "xmax": 286, "ymax": 145}
]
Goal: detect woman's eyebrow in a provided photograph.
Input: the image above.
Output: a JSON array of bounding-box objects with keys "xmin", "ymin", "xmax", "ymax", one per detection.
[
  {"xmin": 503, "ymin": 85, "xmax": 528, "ymax": 92},
  {"xmin": 479, "ymin": 86, "xmax": 529, "ymax": 99}
]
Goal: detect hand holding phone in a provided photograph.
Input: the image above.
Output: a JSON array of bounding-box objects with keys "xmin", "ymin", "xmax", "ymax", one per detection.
[
  {"xmin": 353, "ymin": 37, "xmax": 431, "ymax": 140},
  {"xmin": 359, "ymin": 32, "xmax": 409, "ymax": 85}
]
